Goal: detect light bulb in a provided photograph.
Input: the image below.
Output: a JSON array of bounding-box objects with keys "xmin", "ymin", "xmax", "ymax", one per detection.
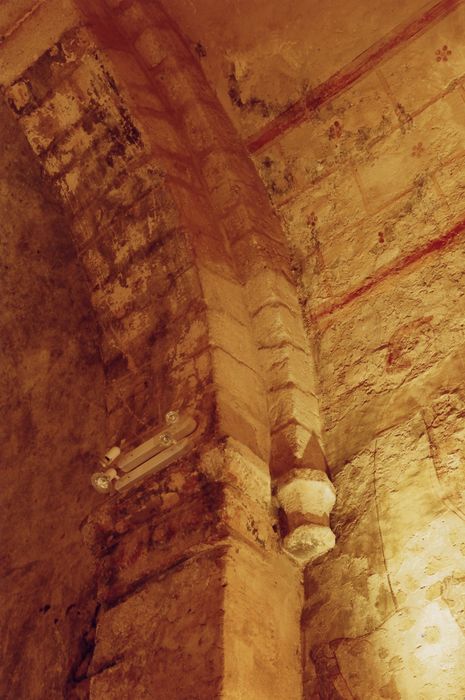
[
  {"xmin": 165, "ymin": 410, "xmax": 179, "ymax": 425},
  {"xmin": 91, "ymin": 472, "xmax": 112, "ymax": 493},
  {"xmin": 91, "ymin": 467, "xmax": 118, "ymax": 494},
  {"xmin": 160, "ymin": 432, "xmax": 174, "ymax": 446}
]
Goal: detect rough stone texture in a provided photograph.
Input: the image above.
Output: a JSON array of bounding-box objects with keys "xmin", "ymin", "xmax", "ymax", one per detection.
[
  {"xmin": 83, "ymin": 451, "xmax": 275, "ymax": 606},
  {"xmin": 0, "ymin": 2, "xmax": 311, "ymax": 694},
  {"xmin": 126, "ymin": 0, "xmax": 326, "ymax": 487},
  {"xmin": 1, "ymin": 0, "xmax": 332, "ymax": 570},
  {"xmin": 87, "ymin": 543, "xmax": 303, "ymax": 700},
  {"xmin": 302, "ymin": 411, "xmax": 465, "ymax": 699},
  {"xmin": 6, "ymin": 0, "xmax": 465, "ymax": 697},
  {"xmin": 82, "ymin": 444, "xmax": 302, "ymax": 699},
  {"xmin": 223, "ymin": 544, "xmax": 302, "ymax": 700},
  {"xmin": 0, "ymin": 1, "xmax": 273, "ymax": 463},
  {"xmin": 243, "ymin": 1, "xmax": 465, "ymax": 697},
  {"xmin": 0, "ymin": 97, "xmax": 107, "ymax": 699},
  {"xmin": 89, "ymin": 550, "xmax": 225, "ymax": 700}
]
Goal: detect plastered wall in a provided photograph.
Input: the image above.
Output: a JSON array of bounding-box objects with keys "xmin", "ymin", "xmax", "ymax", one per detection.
[
  {"xmin": 3, "ymin": 0, "xmax": 465, "ymax": 698},
  {"xmin": 252, "ymin": 3, "xmax": 465, "ymax": 698}
]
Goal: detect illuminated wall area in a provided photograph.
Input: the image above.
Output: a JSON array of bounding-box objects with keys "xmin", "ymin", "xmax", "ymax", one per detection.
[
  {"xmin": 1, "ymin": 1, "xmax": 465, "ymax": 699},
  {"xmin": 249, "ymin": 3, "xmax": 465, "ymax": 697}
]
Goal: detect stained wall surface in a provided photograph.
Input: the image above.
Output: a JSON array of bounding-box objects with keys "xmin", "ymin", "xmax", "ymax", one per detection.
[
  {"xmin": 3, "ymin": 0, "xmax": 465, "ymax": 698},
  {"xmin": 165, "ymin": 0, "xmax": 430, "ymax": 140},
  {"xmin": 0, "ymin": 98, "xmax": 107, "ymax": 699},
  {"xmin": 0, "ymin": 1, "xmax": 308, "ymax": 698},
  {"xmin": 248, "ymin": 2, "xmax": 465, "ymax": 698}
]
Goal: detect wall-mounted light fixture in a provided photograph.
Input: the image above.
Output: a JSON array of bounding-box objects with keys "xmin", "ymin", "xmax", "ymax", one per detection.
[{"xmin": 91, "ymin": 411, "xmax": 197, "ymax": 494}]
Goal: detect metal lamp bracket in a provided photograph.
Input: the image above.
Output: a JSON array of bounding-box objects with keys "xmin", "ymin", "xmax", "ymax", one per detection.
[{"xmin": 91, "ymin": 411, "xmax": 197, "ymax": 494}]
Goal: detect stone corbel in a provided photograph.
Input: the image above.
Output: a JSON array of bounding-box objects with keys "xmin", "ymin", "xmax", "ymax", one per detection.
[{"xmin": 276, "ymin": 468, "xmax": 336, "ymax": 564}]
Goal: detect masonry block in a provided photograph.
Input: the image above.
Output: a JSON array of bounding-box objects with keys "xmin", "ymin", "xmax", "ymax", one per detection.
[
  {"xmin": 268, "ymin": 385, "xmax": 321, "ymax": 433},
  {"xmin": 0, "ymin": 0, "xmax": 81, "ymax": 87}
]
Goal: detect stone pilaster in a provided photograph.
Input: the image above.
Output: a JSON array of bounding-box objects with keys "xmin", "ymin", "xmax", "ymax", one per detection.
[{"xmin": 81, "ymin": 439, "xmax": 303, "ymax": 700}]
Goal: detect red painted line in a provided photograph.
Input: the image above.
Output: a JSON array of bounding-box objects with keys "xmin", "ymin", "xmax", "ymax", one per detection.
[
  {"xmin": 313, "ymin": 214, "xmax": 465, "ymax": 320},
  {"xmin": 247, "ymin": 0, "xmax": 463, "ymax": 154}
]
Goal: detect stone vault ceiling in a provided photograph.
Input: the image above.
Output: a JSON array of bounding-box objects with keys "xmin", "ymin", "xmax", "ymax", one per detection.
[{"xmin": 163, "ymin": 0, "xmax": 433, "ymax": 140}]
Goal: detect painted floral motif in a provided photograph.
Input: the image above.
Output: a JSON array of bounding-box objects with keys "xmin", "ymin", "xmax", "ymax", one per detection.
[
  {"xmin": 307, "ymin": 212, "xmax": 318, "ymax": 228},
  {"xmin": 435, "ymin": 45, "xmax": 452, "ymax": 62},
  {"xmin": 411, "ymin": 142, "xmax": 425, "ymax": 157},
  {"xmin": 328, "ymin": 120, "xmax": 343, "ymax": 140}
]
